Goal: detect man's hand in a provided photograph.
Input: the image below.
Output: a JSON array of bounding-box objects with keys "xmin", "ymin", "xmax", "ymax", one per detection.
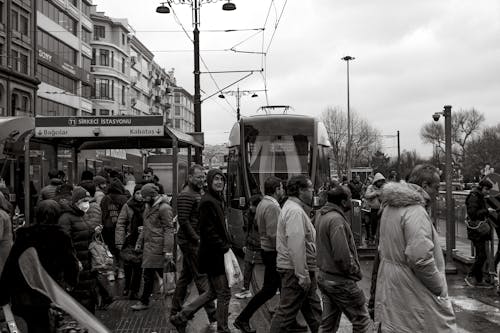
[
  {"xmin": 94, "ymin": 225, "xmax": 103, "ymax": 235},
  {"xmin": 298, "ymin": 274, "xmax": 311, "ymax": 291},
  {"xmin": 164, "ymin": 252, "xmax": 173, "ymax": 262},
  {"xmin": 78, "ymin": 261, "xmax": 83, "ymax": 272}
]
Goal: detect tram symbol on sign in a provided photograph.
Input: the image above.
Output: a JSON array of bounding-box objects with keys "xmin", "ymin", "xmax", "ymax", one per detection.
[{"xmin": 68, "ymin": 118, "xmax": 77, "ymax": 126}]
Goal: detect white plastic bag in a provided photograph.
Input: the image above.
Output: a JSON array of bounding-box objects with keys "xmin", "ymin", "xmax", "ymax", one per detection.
[{"xmin": 223, "ymin": 249, "xmax": 243, "ymax": 288}]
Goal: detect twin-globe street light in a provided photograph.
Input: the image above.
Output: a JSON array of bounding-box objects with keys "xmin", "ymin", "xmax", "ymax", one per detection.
[
  {"xmin": 219, "ymin": 87, "xmax": 266, "ymax": 120},
  {"xmin": 156, "ymin": 0, "xmax": 237, "ymax": 164},
  {"xmin": 341, "ymin": 55, "xmax": 355, "ymax": 181}
]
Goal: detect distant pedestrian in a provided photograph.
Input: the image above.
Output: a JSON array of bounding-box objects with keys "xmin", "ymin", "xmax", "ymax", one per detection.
[
  {"xmin": 93, "ymin": 175, "xmax": 108, "ymax": 205},
  {"xmin": 130, "ymin": 184, "xmax": 174, "ymax": 311},
  {"xmin": 235, "ymin": 194, "xmax": 263, "ymax": 300},
  {"xmin": 465, "ymin": 179, "xmax": 494, "ymax": 287},
  {"xmin": 39, "ymin": 169, "xmax": 64, "ymax": 202},
  {"xmin": 269, "ymin": 175, "xmax": 322, "ymax": 333},
  {"xmin": 363, "ymin": 172, "xmax": 385, "ymax": 244},
  {"xmin": 170, "ymin": 165, "xmax": 216, "ymax": 324},
  {"xmin": 142, "ymin": 167, "xmax": 165, "ymax": 195},
  {"xmin": 234, "ymin": 176, "xmax": 285, "ymax": 333},
  {"xmin": 374, "ymin": 164, "xmax": 456, "ymax": 332},
  {"xmin": 315, "ymin": 185, "xmax": 371, "ymax": 332},
  {"xmin": 170, "ymin": 169, "xmax": 231, "ymax": 333},
  {"xmin": 348, "ymin": 175, "xmax": 363, "ymax": 200}
]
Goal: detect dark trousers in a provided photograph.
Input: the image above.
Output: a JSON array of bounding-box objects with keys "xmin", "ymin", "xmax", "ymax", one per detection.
[
  {"xmin": 269, "ymin": 269, "xmax": 322, "ymax": 333},
  {"xmin": 124, "ymin": 262, "xmax": 142, "ymax": 295},
  {"xmin": 470, "ymin": 238, "xmax": 487, "ymax": 282},
  {"xmin": 171, "ymin": 244, "xmax": 216, "ymax": 321},
  {"xmin": 140, "ymin": 268, "xmax": 163, "ymax": 305},
  {"xmin": 242, "ymin": 259, "xmax": 255, "ymax": 290},
  {"xmin": 178, "ymin": 273, "xmax": 231, "ymax": 333},
  {"xmin": 318, "ymin": 277, "xmax": 371, "ymax": 333},
  {"xmin": 368, "ymin": 209, "xmax": 379, "ymax": 242},
  {"xmin": 238, "ymin": 251, "xmax": 280, "ymax": 322}
]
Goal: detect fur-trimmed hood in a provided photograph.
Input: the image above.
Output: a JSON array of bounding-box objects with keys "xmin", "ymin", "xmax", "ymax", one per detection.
[{"xmin": 381, "ymin": 181, "xmax": 430, "ymax": 208}]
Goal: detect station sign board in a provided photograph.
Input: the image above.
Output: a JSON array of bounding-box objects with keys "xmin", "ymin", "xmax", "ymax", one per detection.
[{"xmin": 35, "ymin": 116, "xmax": 164, "ymax": 138}]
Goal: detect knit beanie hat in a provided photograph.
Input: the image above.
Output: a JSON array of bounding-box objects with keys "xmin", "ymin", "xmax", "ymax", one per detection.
[
  {"xmin": 141, "ymin": 183, "xmax": 159, "ymax": 198},
  {"xmin": 134, "ymin": 183, "xmax": 143, "ymax": 193},
  {"xmin": 93, "ymin": 175, "xmax": 107, "ymax": 186},
  {"xmin": 72, "ymin": 186, "xmax": 91, "ymax": 204}
]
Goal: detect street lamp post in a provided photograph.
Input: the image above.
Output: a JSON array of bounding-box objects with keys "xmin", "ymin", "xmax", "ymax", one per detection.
[
  {"xmin": 218, "ymin": 87, "xmax": 264, "ymax": 120},
  {"xmin": 342, "ymin": 56, "xmax": 355, "ymax": 181},
  {"xmin": 433, "ymin": 105, "xmax": 457, "ymax": 274},
  {"xmin": 157, "ymin": 0, "xmax": 237, "ymax": 165}
]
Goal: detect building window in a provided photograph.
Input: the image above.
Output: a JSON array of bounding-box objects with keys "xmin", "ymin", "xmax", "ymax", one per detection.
[
  {"xmin": 38, "ymin": 97, "xmax": 77, "ymax": 116},
  {"xmin": 37, "ymin": 0, "xmax": 77, "ymax": 35},
  {"xmin": 99, "ymin": 79, "xmax": 110, "ymax": 99},
  {"xmin": 174, "ymin": 119, "xmax": 180, "ymax": 128},
  {"xmin": 82, "ymin": 1, "xmax": 91, "ymax": 17},
  {"xmin": 37, "ymin": 29, "xmax": 77, "ymax": 65},
  {"xmin": 121, "ymin": 85, "xmax": 126, "ymax": 105},
  {"xmin": 122, "ymin": 33, "xmax": 126, "ymax": 45},
  {"xmin": 82, "ymin": 56, "xmax": 91, "ymax": 73},
  {"xmin": 19, "ymin": 53, "xmax": 28, "ymax": 74},
  {"xmin": 91, "ymin": 48, "xmax": 96, "ymax": 65},
  {"xmin": 100, "ymin": 109, "xmax": 110, "ymax": 116},
  {"xmin": 0, "ymin": 2, "xmax": 4, "ymax": 26},
  {"xmin": 19, "ymin": 15, "xmax": 28, "ymax": 36},
  {"xmin": 94, "ymin": 25, "xmax": 105, "ymax": 40},
  {"xmin": 121, "ymin": 57, "xmax": 125, "ymax": 73},
  {"xmin": 111, "ymin": 51, "xmax": 114, "ymax": 68},
  {"xmin": 174, "ymin": 106, "xmax": 181, "ymax": 116},
  {"xmin": 99, "ymin": 49, "xmax": 109, "ymax": 66},
  {"xmin": 11, "ymin": 10, "xmax": 17, "ymax": 32},
  {"xmin": 82, "ymin": 84, "xmax": 91, "ymax": 99},
  {"xmin": 174, "ymin": 93, "xmax": 180, "ymax": 103},
  {"xmin": 37, "ymin": 65, "xmax": 77, "ymax": 93},
  {"xmin": 70, "ymin": 0, "xmax": 78, "ymax": 7},
  {"xmin": 82, "ymin": 27, "xmax": 91, "ymax": 44},
  {"xmin": 11, "ymin": 49, "xmax": 18, "ymax": 71}
]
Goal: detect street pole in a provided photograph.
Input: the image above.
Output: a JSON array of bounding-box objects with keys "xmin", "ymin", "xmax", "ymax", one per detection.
[
  {"xmin": 236, "ymin": 86, "xmax": 241, "ymax": 120},
  {"xmin": 444, "ymin": 105, "xmax": 457, "ymax": 274},
  {"xmin": 193, "ymin": 0, "xmax": 202, "ymax": 165},
  {"xmin": 342, "ymin": 56, "xmax": 355, "ymax": 181},
  {"xmin": 397, "ymin": 130, "xmax": 401, "ymax": 181}
]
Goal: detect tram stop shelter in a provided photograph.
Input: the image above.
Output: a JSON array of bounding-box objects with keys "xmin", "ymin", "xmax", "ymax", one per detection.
[{"xmin": 0, "ymin": 116, "xmax": 203, "ymax": 223}]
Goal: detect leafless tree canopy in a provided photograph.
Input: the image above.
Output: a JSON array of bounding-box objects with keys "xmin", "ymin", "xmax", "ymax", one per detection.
[{"xmin": 321, "ymin": 106, "xmax": 381, "ymax": 178}]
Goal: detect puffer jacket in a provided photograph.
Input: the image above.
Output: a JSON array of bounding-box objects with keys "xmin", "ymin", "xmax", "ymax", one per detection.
[
  {"xmin": 374, "ymin": 182, "xmax": 456, "ymax": 332},
  {"xmin": 84, "ymin": 199, "xmax": 102, "ymax": 227},
  {"xmin": 39, "ymin": 178, "xmax": 63, "ymax": 201},
  {"xmin": 138, "ymin": 196, "xmax": 174, "ymax": 268},
  {"xmin": 58, "ymin": 204, "xmax": 99, "ymax": 312},
  {"xmin": 101, "ymin": 179, "xmax": 128, "ymax": 229},
  {"xmin": 364, "ymin": 173, "xmax": 385, "ymax": 209},
  {"xmin": 115, "ymin": 197, "xmax": 145, "ymax": 248}
]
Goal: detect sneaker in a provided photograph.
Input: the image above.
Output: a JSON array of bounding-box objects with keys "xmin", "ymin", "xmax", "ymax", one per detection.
[
  {"xmin": 233, "ymin": 318, "xmax": 256, "ymax": 333},
  {"xmin": 235, "ymin": 289, "xmax": 252, "ymax": 299},
  {"xmin": 130, "ymin": 302, "xmax": 150, "ymax": 311},
  {"xmin": 170, "ymin": 314, "xmax": 187, "ymax": 333},
  {"xmin": 464, "ymin": 276, "xmax": 476, "ymax": 287},
  {"xmin": 117, "ymin": 269, "xmax": 125, "ymax": 279},
  {"xmin": 107, "ymin": 271, "xmax": 115, "ymax": 282},
  {"xmin": 208, "ymin": 321, "xmax": 217, "ymax": 331}
]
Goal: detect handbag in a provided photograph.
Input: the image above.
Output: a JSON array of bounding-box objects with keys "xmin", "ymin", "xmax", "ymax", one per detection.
[
  {"xmin": 120, "ymin": 245, "xmax": 142, "ymax": 264},
  {"xmin": 465, "ymin": 217, "xmax": 491, "ymax": 239},
  {"xmin": 223, "ymin": 249, "xmax": 243, "ymax": 288},
  {"xmin": 89, "ymin": 234, "xmax": 114, "ymax": 272}
]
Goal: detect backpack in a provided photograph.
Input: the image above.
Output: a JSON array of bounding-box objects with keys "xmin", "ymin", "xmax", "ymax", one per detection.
[{"xmin": 89, "ymin": 234, "xmax": 114, "ymax": 272}]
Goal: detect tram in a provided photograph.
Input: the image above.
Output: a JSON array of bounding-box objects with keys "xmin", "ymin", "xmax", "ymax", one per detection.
[{"xmin": 226, "ymin": 110, "xmax": 332, "ymax": 249}]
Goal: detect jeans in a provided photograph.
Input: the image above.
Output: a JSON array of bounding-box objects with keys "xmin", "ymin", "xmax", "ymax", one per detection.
[
  {"xmin": 317, "ymin": 277, "xmax": 371, "ymax": 333},
  {"xmin": 140, "ymin": 268, "xmax": 163, "ymax": 305},
  {"xmin": 124, "ymin": 262, "xmax": 142, "ymax": 295},
  {"xmin": 269, "ymin": 269, "xmax": 322, "ymax": 333},
  {"xmin": 178, "ymin": 273, "xmax": 232, "ymax": 333},
  {"xmin": 242, "ymin": 259, "xmax": 255, "ymax": 290},
  {"xmin": 171, "ymin": 244, "xmax": 216, "ymax": 321},
  {"xmin": 238, "ymin": 251, "xmax": 280, "ymax": 322},
  {"xmin": 470, "ymin": 238, "xmax": 487, "ymax": 282}
]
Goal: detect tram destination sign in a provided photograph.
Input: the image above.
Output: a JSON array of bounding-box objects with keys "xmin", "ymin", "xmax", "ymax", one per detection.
[{"xmin": 35, "ymin": 116, "xmax": 165, "ymax": 138}]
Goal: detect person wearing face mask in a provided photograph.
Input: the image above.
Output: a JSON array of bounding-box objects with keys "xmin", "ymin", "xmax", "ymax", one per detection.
[
  {"xmin": 58, "ymin": 187, "xmax": 103, "ymax": 313},
  {"xmin": 269, "ymin": 175, "xmax": 322, "ymax": 333}
]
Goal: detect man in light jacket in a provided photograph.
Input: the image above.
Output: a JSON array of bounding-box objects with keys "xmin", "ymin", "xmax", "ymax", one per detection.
[
  {"xmin": 363, "ymin": 172, "xmax": 385, "ymax": 244},
  {"xmin": 269, "ymin": 175, "xmax": 322, "ymax": 333},
  {"xmin": 374, "ymin": 164, "xmax": 456, "ymax": 332}
]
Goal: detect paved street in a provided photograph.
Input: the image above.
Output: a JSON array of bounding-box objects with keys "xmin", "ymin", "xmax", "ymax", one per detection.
[{"xmin": 95, "ymin": 259, "xmax": 500, "ymax": 332}]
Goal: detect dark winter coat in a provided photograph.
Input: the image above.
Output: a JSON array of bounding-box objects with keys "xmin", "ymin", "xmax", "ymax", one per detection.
[
  {"xmin": 198, "ymin": 169, "xmax": 230, "ymax": 276},
  {"xmin": 138, "ymin": 196, "xmax": 174, "ymax": 268},
  {"xmin": 39, "ymin": 178, "xmax": 63, "ymax": 201},
  {"xmin": 58, "ymin": 204, "xmax": 99, "ymax": 312},
  {"xmin": 101, "ymin": 180, "xmax": 128, "ymax": 229},
  {"xmin": 348, "ymin": 180, "xmax": 364, "ymax": 200},
  {"xmin": 115, "ymin": 197, "xmax": 145, "ymax": 249},
  {"xmin": 176, "ymin": 184, "xmax": 202, "ymax": 247},
  {"xmin": 465, "ymin": 187, "xmax": 492, "ymax": 241},
  {"xmin": 0, "ymin": 224, "xmax": 79, "ymax": 310}
]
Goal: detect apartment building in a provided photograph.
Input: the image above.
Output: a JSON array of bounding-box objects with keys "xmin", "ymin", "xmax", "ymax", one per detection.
[
  {"xmin": 171, "ymin": 86, "xmax": 194, "ymax": 133},
  {"xmin": 36, "ymin": 0, "xmax": 93, "ymax": 116},
  {"xmin": 0, "ymin": 0, "xmax": 39, "ymax": 117}
]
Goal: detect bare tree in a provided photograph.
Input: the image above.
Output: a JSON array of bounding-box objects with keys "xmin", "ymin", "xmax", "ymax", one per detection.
[
  {"xmin": 321, "ymin": 106, "xmax": 381, "ymax": 178},
  {"xmin": 420, "ymin": 108, "xmax": 484, "ymax": 170}
]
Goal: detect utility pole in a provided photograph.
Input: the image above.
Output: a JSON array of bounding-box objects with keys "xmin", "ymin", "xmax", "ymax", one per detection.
[
  {"xmin": 219, "ymin": 88, "xmax": 264, "ymax": 120},
  {"xmin": 342, "ymin": 56, "xmax": 355, "ymax": 181},
  {"xmin": 193, "ymin": 0, "xmax": 202, "ymax": 164},
  {"xmin": 397, "ymin": 130, "xmax": 401, "ymax": 181}
]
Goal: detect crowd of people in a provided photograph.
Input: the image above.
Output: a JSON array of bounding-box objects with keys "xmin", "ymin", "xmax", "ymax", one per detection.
[{"xmin": 1, "ymin": 162, "xmax": 499, "ymax": 332}]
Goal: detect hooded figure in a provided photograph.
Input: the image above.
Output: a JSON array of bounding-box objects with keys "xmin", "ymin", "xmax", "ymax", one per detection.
[
  {"xmin": 374, "ymin": 181, "xmax": 456, "ymax": 332},
  {"xmin": 1, "ymin": 199, "xmax": 79, "ymax": 333}
]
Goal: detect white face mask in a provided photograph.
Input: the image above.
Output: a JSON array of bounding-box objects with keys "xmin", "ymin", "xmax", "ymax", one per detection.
[{"xmin": 78, "ymin": 201, "xmax": 90, "ymax": 213}]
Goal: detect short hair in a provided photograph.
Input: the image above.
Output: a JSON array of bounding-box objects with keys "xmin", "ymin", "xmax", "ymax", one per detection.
[
  {"xmin": 80, "ymin": 181, "xmax": 96, "ymax": 197},
  {"xmin": 264, "ymin": 176, "xmax": 283, "ymax": 196},
  {"xmin": 408, "ymin": 164, "xmax": 439, "ymax": 187},
  {"xmin": 48, "ymin": 169, "xmax": 59, "ymax": 179},
  {"xmin": 249, "ymin": 194, "xmax": 263, "ymax": 206},
  {"xmin": 81, "ymin": 170, "xmax": 94, "ymax": 181},
  {"xmin": 286, "ymin": 175, "xmax": 311, "ymax": 197},
  {"xmin": 57, "ymin": 170, "xmax": 66, "ymax": 179},
  {"xmin": 143, "ymin": 167, "xmax": 154, "ymax": 174},
  {"xmin": 189, "ymin": 164, "xmax": 203, "ymax": 176},
  {"xmin": 327, "ymin": 185, "xmax": 351, "ymax": 205},
  {"xmin": 478, "ymin": 179, "xmax": 493, "ymax": 190}
]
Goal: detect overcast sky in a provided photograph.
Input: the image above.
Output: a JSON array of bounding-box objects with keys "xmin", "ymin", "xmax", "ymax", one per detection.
[{"xmin": 93, "ymin": 0, "xmax": 500, "ymax": 157}]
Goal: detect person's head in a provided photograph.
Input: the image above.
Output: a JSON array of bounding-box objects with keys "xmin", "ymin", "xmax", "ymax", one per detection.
[
  {"xmin": 48, "ymin": 169, "xmax": 59, "ymax": 180},
  {"xmin": 478, "ymin": 179, "xmax": 493, "ymax": 195},
  {"xmin": 287, "ymin": 175, "xmax": 314, "ymax": 205},
  {"xmin": 327, "ymin": 185, "xmax": 352, "ymax": 212},
  {"xmin": 93, "ymin": 175, "xmax": 107, "ymax": 191},
  {"xmin": 35, "ymin": 199, "xmax": 61, "ymax": 225},
  {"xmin": 56, "ymin": 183, "xmax": 73, "ymax": 201},
  {"xmin": 408, "ymin": 164, "xmax": 441, "ymax": 199},
  {"xmin": 72, "ymin": 186, "xmax": 91, "ymax": 213},
  {"xmin": 79, "ymin": 181, "xmax": 96, "ymax": 197},
  {"xmin": 109, "ymin": 169, "xmax": 124, "ymax": 184},
  {"xmin": 133, "ymin": 184, "xmax": 144, "ymax": 201},
  {"xmin": 81, "ymin": 170, "xmax": 94, "ymax": 182},
  {"xmin": 188, "ymin": 164, "xmax": 205, "ymax": 191},
  {"xmin": 206, "ymin": 168, "xmax": 225, "ymax": 194},
  {"xmin": 354, "ymin": 175, "xmax": 360, "ymax": 182},
  {"xmin": 143, "ymin": 167, "xmax": 154, "ymax": 182},
  {"xmin": 140, "ymin": 183, "xmax": 159, "ymax": 204},
  {"xmin": 264, "ymin": 176, "xmax": 285, "ymax": 200},
  {"xmin": 341, "ymin": 175, "xmax": 348, "ymax": 183},
  {"xmin": 372, "ymin": 173, "xmax": 386, "ymax": 187},
  {"xmin": 249, "ymin": 194, "xmax": 262, "ymax": 213},
  {"xmin": 57, "ymin": 170, "xmax": 66, "ymax": 182}
]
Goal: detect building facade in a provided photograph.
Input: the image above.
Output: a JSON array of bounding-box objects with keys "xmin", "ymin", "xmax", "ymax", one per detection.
[
  {"xmin": 171, "ymin": 86, "xmax": 194, "ymax": 132},
  {"xmin": 36, "ymin": 0, "xmax": 93, "ymax": 116},
  {"xmin": 0, "ymin": 0, "xmax": 39, "ymax": 117}
]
